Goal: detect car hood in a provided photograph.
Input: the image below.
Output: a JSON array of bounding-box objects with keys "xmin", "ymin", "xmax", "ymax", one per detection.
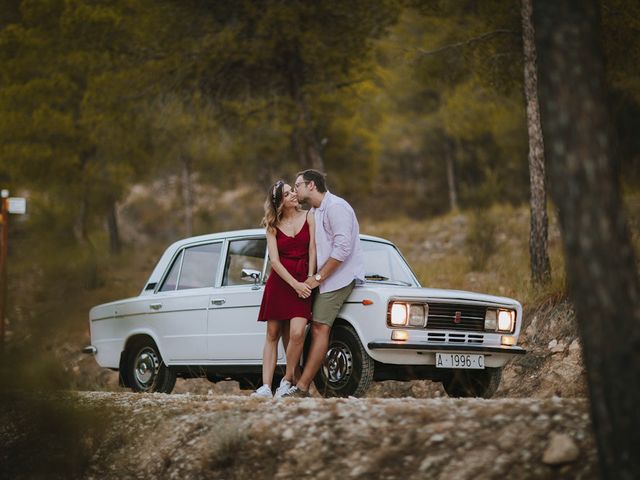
[{"xmin": 360, "ymin": 283, "xmax": 521, "ymax": 308}]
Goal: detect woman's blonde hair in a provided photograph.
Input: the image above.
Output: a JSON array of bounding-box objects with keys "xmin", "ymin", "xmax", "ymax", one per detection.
[{"xmin": 262, "ymin": 180, "xmax": 286, "ymax": 234}]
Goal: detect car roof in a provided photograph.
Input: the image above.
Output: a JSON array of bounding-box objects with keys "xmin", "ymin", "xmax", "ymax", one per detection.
[
  {"xmin": 167, "ymin": 228, "xmax": 393, "ymax": 250},
  {"xmin": 141, "ymin": 228, "xmax": 397, "ymax": 296}
]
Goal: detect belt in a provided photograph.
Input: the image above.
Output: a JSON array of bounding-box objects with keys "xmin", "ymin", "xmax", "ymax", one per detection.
[{"xmin": 280, "ymin": 254, "xmax": 308, "ymax": 279}]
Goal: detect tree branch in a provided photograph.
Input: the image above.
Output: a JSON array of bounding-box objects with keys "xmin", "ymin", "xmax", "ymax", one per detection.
[{"xmin": 418, "ymin": 29, "xmax": 519, "ymax": 57}]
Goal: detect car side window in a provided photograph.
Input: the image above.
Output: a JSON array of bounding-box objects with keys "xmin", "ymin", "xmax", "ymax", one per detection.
[
  {"xmin": 222, "ymin": 238, "xmax": 267, "ymax": 286},
  {"xmin": 159, "ymin": 242, "xmax": 222, "ymax": 292},
  {"xmin": 178, "ymin": 243, "xmax": 223, "ymax": 290},
  {"xmin": 159, "ymin": 250, "xmax": 183, "ymax": 292}
]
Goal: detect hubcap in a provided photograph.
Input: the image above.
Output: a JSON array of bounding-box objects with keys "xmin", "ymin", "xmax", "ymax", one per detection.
[
  {"xmin": 134, "ymin": 347, "xmax": 159, "ymax": 388},
  {"xmin": 323, "ymin": 341, "xmax": 353, "ymax": 385}
]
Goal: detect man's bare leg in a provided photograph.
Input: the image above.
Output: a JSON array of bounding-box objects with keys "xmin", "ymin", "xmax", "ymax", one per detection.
[{"xmin": 295, "ymin": 322, "xmax": 330, "ymax": 392}]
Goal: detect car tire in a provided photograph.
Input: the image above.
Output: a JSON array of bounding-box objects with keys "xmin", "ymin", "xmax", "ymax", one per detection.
[
  {"xmin": 441, "ymin": 367, "xmax": 502, "ymax": 398},
  {"xmin": 312, "ymin": 324, "xmax": 374, "ymax": 398},
  {"xmin": 124, "ymin": 338, "xmax": 176, "ymax": 393}
]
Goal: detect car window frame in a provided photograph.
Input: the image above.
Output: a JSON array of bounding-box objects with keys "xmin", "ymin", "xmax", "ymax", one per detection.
[
  {"xmin": 360, "ymin": 239, "xmax": 421, "ymax": 288},
  {"xmin": 156, "ymin": 249, "xmax": 184, "ymax": 293},
  {"xmin": 220, "ymin": 235, "xmax": 269, "ymax": 289},
  {"xmin": 155, "ymin": 239, "xmax": 224, "ymax": 294}
]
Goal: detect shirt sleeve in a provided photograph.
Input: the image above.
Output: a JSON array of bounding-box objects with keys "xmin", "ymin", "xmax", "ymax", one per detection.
[{"xmin": 327, "ymin": 204, "xmax": 354, "ymax": 262}]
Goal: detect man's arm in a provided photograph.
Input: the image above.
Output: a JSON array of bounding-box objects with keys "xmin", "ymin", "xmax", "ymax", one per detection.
[
  {"xmin": 305, "ymin": 257, "xmax": 342, "ymax": 289},
  {"xmin": 305, "ymin": 204, "xmax": 353, "ymax": 289}
]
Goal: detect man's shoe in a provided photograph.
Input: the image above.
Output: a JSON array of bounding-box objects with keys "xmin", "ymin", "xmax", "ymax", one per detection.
[
  {"xmin": 274, "ymin": 378, "xmax": 292, "ymax": 398},
  {"xmin": 281, "ymin": 386, "xmax": 310, "ymax": 398},
  {"xmin": 251, "ymin": 384, "xmax": 273, "ymax": 398}
]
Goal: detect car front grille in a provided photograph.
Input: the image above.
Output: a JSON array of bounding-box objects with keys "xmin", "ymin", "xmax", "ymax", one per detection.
[
  {"xmin": 426, "ymin": 303, "xmax": 487, "ymax": 332},
  {"xmin": 427, "ymin": 332, "xmax": 485, "ymax": 344}
]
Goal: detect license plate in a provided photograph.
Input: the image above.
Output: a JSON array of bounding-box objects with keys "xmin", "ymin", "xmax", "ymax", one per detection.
[{"xmin": 436, "ymin": 352, "xmax": 485, "ymax": 369}]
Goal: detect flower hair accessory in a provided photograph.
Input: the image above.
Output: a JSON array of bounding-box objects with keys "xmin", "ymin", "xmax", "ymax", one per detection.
[{"xmin": 272, "ymin": 180, "xmax": 285, "ymax": 205}]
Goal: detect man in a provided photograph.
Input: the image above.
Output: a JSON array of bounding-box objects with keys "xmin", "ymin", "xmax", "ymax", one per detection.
[{"xmin": 282, "ymin": 169, "xmax": 364, "ymax": 397}]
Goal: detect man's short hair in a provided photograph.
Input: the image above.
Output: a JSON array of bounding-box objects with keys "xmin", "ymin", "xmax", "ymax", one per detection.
[{"xmin": 297, "ymin": 169, "xmax": 327, "ymax": 193}]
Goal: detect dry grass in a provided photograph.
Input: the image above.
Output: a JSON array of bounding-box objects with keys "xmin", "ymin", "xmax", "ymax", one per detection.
[
  {"xmin": 369, "ymin": 193, "xmax": 640, "ymax": 309},
  {"xmin": 362, "ymin": 202, "xmax": 569, "ymax": 307}
]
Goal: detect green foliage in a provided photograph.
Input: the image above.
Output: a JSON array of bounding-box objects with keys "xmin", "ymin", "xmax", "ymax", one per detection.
[
  {"xmin": 366, "ymin": 5, "xmax": 529, "ymax": 219},
  {"xmin": 3, "ymin": 0, "xmax": 636, "ymax": 236}
]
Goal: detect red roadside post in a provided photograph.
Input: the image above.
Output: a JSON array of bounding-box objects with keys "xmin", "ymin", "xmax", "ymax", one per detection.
[{"xmin": 0, "ymin": 190, "xmax": 8, "ymax": 349}]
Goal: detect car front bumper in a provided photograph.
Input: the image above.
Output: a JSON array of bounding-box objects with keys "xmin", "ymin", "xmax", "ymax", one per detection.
[{"xmin": 367, "ymin": 341, "xmax": 526, "ymax": 355}]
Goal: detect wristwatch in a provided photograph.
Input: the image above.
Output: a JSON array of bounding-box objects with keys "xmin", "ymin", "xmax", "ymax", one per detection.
[{"xmin": 314, "ymin": 273, "xmax": 322, "ymax": 282}]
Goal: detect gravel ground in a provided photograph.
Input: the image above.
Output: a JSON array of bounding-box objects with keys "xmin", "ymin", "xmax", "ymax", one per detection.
[{"xmin": 65, "ymin": 392, "xmax": 597, "ymax": 480}]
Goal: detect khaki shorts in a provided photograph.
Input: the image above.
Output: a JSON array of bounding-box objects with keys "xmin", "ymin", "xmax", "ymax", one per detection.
[{"xmin": 312, "ymin": 281, "xmax": 355, "ymax": 327}]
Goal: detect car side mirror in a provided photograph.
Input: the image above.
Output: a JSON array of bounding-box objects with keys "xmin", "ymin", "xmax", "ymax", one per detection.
[{"xmin": 241, "ymin": 268, "xmax": 262, "ymax": 290}]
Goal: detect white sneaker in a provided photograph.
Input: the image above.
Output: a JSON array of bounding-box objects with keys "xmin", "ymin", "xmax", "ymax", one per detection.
[
  {"xmin": 274, "ymin": 378, "xmax": 292, "ymax": 398},
  {"xmin": 251, "ymin": 384, "xmax": 273, "ymax": 398}
]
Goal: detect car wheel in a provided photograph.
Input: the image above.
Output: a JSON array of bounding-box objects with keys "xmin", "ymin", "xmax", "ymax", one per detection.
[
  {"xmin": 125, "ymin": 338, "xmax": 176, "ymax": 393},
  {"xmin": 312, "ymin": 324, "xmax": 374, "ymax": 398},
  {"xmin": 441, "ymin": 367, "xmax": 502, "ymax": 398}
]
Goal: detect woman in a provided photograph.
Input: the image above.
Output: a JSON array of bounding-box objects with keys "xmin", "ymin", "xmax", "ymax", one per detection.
[{"xmin": 253, "ymin": 180, "xmax": 316, "ymax": 398}]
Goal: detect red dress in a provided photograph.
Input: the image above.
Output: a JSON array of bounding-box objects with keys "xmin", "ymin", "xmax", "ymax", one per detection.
[{"xmin": 257, "ymin": 220, "xmax": 312, "ymax": 322}]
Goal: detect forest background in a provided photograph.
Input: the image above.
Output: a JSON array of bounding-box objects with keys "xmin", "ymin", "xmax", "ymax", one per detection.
[
  {"xmin": 2, "ymin": 0, "xmax": 638, "ymax": 251},
  {"xmin": 2, "ymin": 0, "xmax": 640, "ymax": 382},
  {"xmin": 0, "ymin": 0, "xmax": 640, "ymax": 477},
  {"xmin": 2, "ymin": 0, "xmax": 640, "ymax": 383}
]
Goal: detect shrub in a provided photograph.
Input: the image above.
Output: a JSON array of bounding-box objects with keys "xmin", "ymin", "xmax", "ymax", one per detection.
[{"xmin": 466, "ymin": 210, "xmax": 497, "ymax": 271}]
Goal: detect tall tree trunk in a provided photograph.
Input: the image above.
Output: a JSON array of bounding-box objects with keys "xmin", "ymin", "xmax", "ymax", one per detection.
[
  {"xmin": 106, "ymin": 200, "xmax": 121, "ymax": 254},
  {"xmin": 74, "ymin": 190, "xmax": 98, "ymax": 288},
  {"xmin": 73, "ymin": 193, "xmax": 90, "ymax": 246},
  {"xmin": 534, "ymin": 2, "xmax": 640, "ymax": 478},
  {"xmin": 521, "ymin": 0, "xmax": 551, "ymax": 286},
  {"xmin": 74, "ymin": 149, "xmax": 95, "ymax": 246},
  {"xmin": 446, "ymin": 137, "xmax": 458, "ymax": 211},
  {"xmin": 291, "ymin": 100, "xmax": 325, "ymax": 171},
  {"xmin": 287, "ymin": 48, "xmax": 325, "ymax": 171},
  {"xmin": 181, "ymin": 156, "xmax": 194, "ymax": 237}
]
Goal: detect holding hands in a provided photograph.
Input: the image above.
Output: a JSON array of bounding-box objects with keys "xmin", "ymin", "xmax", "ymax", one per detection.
[
  {"xmin": 294, "ymin": 281, "xmax": 313, "ymax": 299},
  {"xmin": 304, "ymin": 276, "xmax": 320, "ymax": 290}
]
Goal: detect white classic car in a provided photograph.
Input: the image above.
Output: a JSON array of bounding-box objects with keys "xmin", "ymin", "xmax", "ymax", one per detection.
[{"xmin": 86, "ymin": 229, "xmax": 525, "ymax": 398}]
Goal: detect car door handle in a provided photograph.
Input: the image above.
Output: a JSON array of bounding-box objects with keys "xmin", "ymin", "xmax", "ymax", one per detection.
[
  {"xmin": 149, "ymin": 303, "xmax": 162, "ymax": 310},
  {"xmin": 211, "ymin": 299, "xmax": 226, "ymax": 306}
]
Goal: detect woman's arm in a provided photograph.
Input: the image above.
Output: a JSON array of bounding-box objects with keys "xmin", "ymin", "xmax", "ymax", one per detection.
[
  {"xmin": 307, "ymin": 212, "xmax": 317, "ymax": 277},
  {"xmin": 266, "ymin": 229, "xmax": 312, "ymax": 298}
]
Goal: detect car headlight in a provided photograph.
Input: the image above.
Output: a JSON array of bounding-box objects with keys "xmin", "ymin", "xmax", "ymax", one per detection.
[
  {"xmin": 484, "ymin": 309, "xmax": 497, "ymax": 330},
  {"xmin": 485, "ymin": 308, "xmax": 515, "ymax": 333},
  {"xmin": 389, "ymin": 303, "xmax": 408, "ymax": 326},
  {"xmin": 409, "ymin": 304, "xmax": 427, "ymax": 327},
  {"xmin": 388, "ymin": 302, "xmax": 428, "ymax": 327},
  {"xmin": 497, "ymin": 310, "xmax": 515, "ymax": 332}
]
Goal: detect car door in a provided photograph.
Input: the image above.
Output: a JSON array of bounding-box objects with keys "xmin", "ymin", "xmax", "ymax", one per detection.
[
  {"xmin": 148, "ymin": 241, "xmax": 222, "ymax": 362},
  {"xmin": 207, "ymin": 236, "xmax": 281, "ymax": 361}
]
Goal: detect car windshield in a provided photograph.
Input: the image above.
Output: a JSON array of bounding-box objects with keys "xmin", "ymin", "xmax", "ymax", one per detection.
[{"xmin": 361, "ymin": 240, "xmax": 419, "ymax": 287}]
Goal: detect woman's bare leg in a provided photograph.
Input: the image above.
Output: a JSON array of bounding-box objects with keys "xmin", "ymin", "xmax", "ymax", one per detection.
[
  {"xmin": 281, "ymin": 319, "xmax": 291, "ymax": 353},
  {"xmin": 262, "ymin": 321, "xmax": 282, "ymax": 387},
  {"xmin": 284, "ymin": 317, "xmax": 307, "ymax": 383}
]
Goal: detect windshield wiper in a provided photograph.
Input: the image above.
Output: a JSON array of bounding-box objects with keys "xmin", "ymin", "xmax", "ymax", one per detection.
[
  {"xmin": 365, "ymin": 273, "xmax": 389, "ymax": 281},
  {"xmin": 365, "ymin": 273, "xmax": 412, "ymax": 286}
]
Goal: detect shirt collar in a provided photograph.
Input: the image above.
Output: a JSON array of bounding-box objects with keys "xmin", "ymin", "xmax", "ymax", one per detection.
[{"xmin": 317, "ymin": 191, "xmax": 331, "ymax": 212}]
